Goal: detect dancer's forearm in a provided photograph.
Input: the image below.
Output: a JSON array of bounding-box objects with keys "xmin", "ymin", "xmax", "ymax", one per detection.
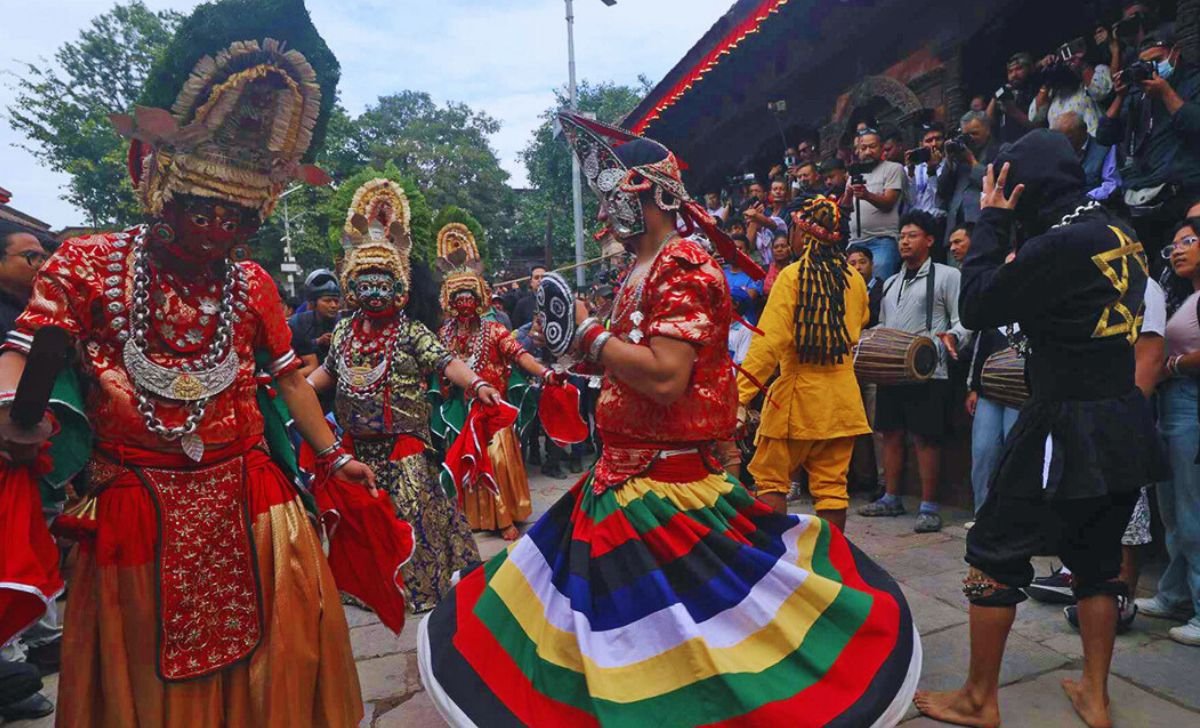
[{"xmin": 277, "ymin": 368, "xmax": 337, "ymax": 451}]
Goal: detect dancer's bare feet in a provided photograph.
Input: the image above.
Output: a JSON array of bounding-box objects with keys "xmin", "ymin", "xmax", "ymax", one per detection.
[
  {"xmin": 1061, "ymin": 678, "xmax": 1112, "ymax": 728},
  {"xmin": 913, "ymin": 688, "xmax": 1000, "ymax": 728},
  {"xmin": 500, "ymin": 525, "xmax": 520, "ymax": 541}
]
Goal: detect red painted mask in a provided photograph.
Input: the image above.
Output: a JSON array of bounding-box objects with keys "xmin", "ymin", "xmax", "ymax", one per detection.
[
  {"xmin": 157, "ymin": 196, "xmax": 259, "ymax": 265},
  {"xmin": 452, "ymin": 292, "xmax": 479, "ymax": 318}
]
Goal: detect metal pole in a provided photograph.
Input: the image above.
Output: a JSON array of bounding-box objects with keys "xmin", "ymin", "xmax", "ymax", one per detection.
[
  {"xmin": 281, "ymin": 195, "xmax": 297, "ymax": 298},
  {"xmin": 566, "ymin": 0, "xmax": 586, "ymax": 288}
]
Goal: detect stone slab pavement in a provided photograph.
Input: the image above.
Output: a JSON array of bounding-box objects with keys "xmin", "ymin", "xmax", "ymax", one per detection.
[{"xmin": 8, "ymin": 466, "xmax": 1199, "ymax": 727}]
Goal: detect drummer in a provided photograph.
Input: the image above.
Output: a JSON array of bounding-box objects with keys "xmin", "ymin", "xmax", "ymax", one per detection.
[
  {"xmin": 859, "ymin": 209, "xmax": 972, "ymax": 533},
  {"xmin": 736, "ymin": 194, "xmax": 871, "ymax": 532},
  {"xmin": 965, "ymin": 326, "xmax": 1024, "ymax": 514}
]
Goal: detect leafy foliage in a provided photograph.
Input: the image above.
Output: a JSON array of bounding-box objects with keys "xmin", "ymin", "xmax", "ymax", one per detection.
[
  {"xmin": 518, "ymin": 79, "xmax": 652, "ymax": 263},
  {"xmin": 6, "ymin": 1, "xmax": 180, "ymax": 226}
]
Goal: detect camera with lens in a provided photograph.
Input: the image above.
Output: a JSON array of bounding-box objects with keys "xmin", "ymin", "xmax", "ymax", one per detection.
[
  {"xmin": 1123, "ymin": 59, "xmax": 1157, "ymax": 86},
  {"xmin": 994, "ymin": 84, "xmax": 1015, "ymax": 102},
  {"xmin": 908, "ymin": 147, "xmax": 932, "ymax": 164},
  {"xmin": 784, "ymin": 154, "xmax": 798, "ymax": 168},
  {"xmin": 943, "ymin": 133, "xmax": 972, "ymax": 157},
  {"xmin": 847, "ymin": 161, "xmax": 873, "ymax": 186}
]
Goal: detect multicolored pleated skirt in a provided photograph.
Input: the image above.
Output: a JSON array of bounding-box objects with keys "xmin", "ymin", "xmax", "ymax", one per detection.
[{"xmin": 418, "ymin": 463, "xmax": 921, "ymax": 727}]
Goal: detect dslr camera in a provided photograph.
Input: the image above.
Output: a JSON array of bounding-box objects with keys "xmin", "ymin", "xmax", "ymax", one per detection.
[
  {"xmin": 943, "ymin": 133, "xmax": 972, "ymax": 157},
  {"xmin": 847, "ymin": 161, "xmax": 873, "ymax": 186},
  {"xmin": 1123, "ymin": 59, "xmax": 1157, "ymax": 86},
  {"xmin": 994, "ymin": 84, "xmax": 1015, "ymax": 102},
  {"xmin": 907, "ymin": 147, "xmax": 932, "ymax": 164}
]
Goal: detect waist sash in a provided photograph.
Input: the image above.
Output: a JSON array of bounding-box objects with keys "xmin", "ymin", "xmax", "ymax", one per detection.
[{"xmin": 592, "ymin": 431, "xmax": 722, "ymax": 492}]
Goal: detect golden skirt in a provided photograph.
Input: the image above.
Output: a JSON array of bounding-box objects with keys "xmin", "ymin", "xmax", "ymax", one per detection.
[{"xmin": 462, "ymin": 426, "xmax": 533, "ymax": 532}]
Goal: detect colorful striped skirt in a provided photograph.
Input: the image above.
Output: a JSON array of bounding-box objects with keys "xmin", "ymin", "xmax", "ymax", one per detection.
[{"xmin": 418, "ymin": 467, "xmax": 920, "ymax": 727}]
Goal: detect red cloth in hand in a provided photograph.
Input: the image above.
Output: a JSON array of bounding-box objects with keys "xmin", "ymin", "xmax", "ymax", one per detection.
[
  {"xmin": 444, "ymin": 400, "xmax": 518, "ymax": 504},
  {"xmin": 314, "ymin": 475, "xmax": 414, "ymax": 635},
  {"xmin": 0, "ymin": 455, "xmax": 63, "ymax": 646},
  {"xmin": 539, "ymin": 381, "xmax": 589, "ymax": 449}
]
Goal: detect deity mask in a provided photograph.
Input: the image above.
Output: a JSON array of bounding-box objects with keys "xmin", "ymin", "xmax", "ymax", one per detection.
[
  {"xmin": 452, "ymin": 291, "xmax": 480, "ymax": 319},
  {"xmin": 154, "ymin": 196, "xmax": 259, "ymax": 265},
  {"xmin": 352, "ymin": 271, "xmax": 403, "ymax": 315}
]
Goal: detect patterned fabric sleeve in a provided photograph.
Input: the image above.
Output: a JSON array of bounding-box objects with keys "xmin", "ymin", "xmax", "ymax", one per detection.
[
  {"xmin": 493, "ymin": 322, "xmax": 528, "ymax": 366},
  {"xmin": 409, "ymin": 320, "xmax": 454, "ymax": 375},
  {"xmin": 644, "ymin": 243, "xmax": 726, "ymax": 345},
  {"xmin": 7, "ymin": 238, "xmax": 97, "ymax": 352},
  {"xmin": 245, "ymin": 262, "xmax": 301, "ymax": 376}
]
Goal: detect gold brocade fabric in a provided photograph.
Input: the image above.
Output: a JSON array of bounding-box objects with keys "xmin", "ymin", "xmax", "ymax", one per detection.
[
  {"xmin": 55, "ymin": 461, "xmax": 361, "ymax": 727},
  {"xmin": 353, "ymin": 439, "xmax": 480, "ymax": 612},
  {"xmin": 461, "ymin": 426, "xmax": 533, "ymax": 531}
]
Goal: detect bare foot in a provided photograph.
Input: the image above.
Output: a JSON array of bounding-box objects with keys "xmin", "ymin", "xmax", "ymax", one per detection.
[
  {"xmin": 500, "ymin": 525, "xmax": 520, "ymax": 541},
  {"xmin": 913, "ymin": 688, "xmax": 1000, "ymax": 728},
  {"xmin": 1061, "ymin": 678, "xmax": 1112, "ymax": 728}
]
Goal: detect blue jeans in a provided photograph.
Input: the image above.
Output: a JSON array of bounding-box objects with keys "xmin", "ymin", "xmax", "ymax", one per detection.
[
  {"xmin": 858, "ymin": 236, "xmax": 899, "ymax": 282},
  {"xmin": 970, "ymin": 396, "xmax": 1020, "ymax": 513},
  {"xmin": 1157, "ymin": 378, "xmax": 1200, "ymax": 627}
]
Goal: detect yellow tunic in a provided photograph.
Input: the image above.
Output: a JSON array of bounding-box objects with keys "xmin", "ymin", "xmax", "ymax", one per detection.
[{"xmin": 737, "ymin": 261, "xmax": 872, "ymax": 441}]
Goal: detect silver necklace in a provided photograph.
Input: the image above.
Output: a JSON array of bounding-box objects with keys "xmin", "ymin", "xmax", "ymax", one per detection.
[
  {"xmin": 1053, "ymin": 200, "xmax": 1102, "ymax": 229},
  {"xmin": 336, "ymin": 311, "xmax": 406, "ymax": 400},
  {"xmin": 450, "ymin": 318, "xmax": 487, "ymax": 370},
  {"xmin": 122, "ymin": 226, "xmax": 243, "ymax": 461}
]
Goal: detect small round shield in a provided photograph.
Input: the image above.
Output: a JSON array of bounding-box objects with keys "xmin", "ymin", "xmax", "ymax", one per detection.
[{"xmin": 536, "ymin": 272, "xmax": 576, "ymax": 357}]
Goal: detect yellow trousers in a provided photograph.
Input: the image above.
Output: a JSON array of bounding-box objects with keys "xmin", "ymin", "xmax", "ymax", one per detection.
[{"xmin": 748, "ymin": 436, "xmax": 856, "ymax": 512}]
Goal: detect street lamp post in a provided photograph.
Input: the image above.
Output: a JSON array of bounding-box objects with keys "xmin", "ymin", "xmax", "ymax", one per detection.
[
  {"xmin": 279, "ymin": 185, "xmax": 304, "ymax": 297},
  {"xmin": 565, "ymin": 0, "xmax": 616, "ymax": 289}
]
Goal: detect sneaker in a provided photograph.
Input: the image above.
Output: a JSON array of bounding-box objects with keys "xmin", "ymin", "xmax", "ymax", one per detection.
[
  {"xmin": 0, "ymin": 662, "xmax": 41, "ymax": 708},
  {"xmin": 1135, "ymin": 595, "xmax": 1194, "ymax": 622},
  {"xmin": 0, "ymin": 692, "xmax": 54, "ymax": 722},
  {"xmin": 786, "ymin": 482, "xmax": 804, "ymax": 503},
  {"xmin": 541, "ymin": 464, "xmax": 569, "ymax": 480},
  {"xmin": 1024, "ymin": 568, "xmax": 1076, "ymax": 605},
  {"xmin": 1168, "ymin": 622, "xmax": 1200, "ymax": 646},
  {"xmin": 1064, "ymin": 598, "xmax": 1137, "ymax": 635},
  {"xmin": 914, "ymin": 511, "xmax": 943, "ymax": 533},
  {"xmin": 858, "ymin": 498, "xmax": 906, "ymax": 517}
]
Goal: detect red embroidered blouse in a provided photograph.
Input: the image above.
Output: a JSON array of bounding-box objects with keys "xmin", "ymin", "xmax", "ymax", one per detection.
[
  {"xmin": 438, "ymin": 319, "xmax": 526, "ymax": 395},
  {"xmin": 592, "ymin": 238, "xmax": 737, "ymax": 487},
  {"xmin": 9, "ymin": 229, "xmax": 300, "ymax": 454}
]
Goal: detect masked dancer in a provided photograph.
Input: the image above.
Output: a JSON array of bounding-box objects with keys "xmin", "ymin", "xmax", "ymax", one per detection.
[
  {"xmin": 0, "ymin": 1, "xmax": 372, "ymax": 724},
  {"xmin": 737, "ymin": 195, "xmax": 871, "ymax": 532},
  {"xmin": 307, "ymin": 180, "xmax": 488, "ymax": 613},
  {"xmin": 418, "ymin": 112, "xmax": 921, "ymax": 727},
  {"xmin": 914, "ymin": 130, "xmax": 1162, "ymax": 728}
]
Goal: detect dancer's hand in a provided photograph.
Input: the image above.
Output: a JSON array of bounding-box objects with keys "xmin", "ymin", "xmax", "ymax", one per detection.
[
  {"xmin": 338, "ymin": 458, "xmax": 378, "ymax": 495},
  {"xmin": 980, "ymin": 162, "xmax": 1024, "ymax": 211},
  {"xmin": 475, "ymin": 384, "xmax": 502, "ymax": 406},
  {"xmin": 0, "ymin": 407, "xmax": 52, "ymax": 464}
]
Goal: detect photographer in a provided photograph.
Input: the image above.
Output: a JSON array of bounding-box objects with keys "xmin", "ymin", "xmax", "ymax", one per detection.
[
  {"xmin": 1029, "ymin": 37, "xmax": 1115, "ymax": 135},
  {"xmin": 938, "ymin": 111, "xmax": 1000, "ymax": 233},
  {"xmin": 742, "ymin": 178, "xmax": 787, "ymax": 266},
  {"xmin": 905, "ymin": 123, "xmax": 948, "ymax": 220},
  {"xmin": 1098, "ymin": 30, "xmax": 1200, "ymax": 250},
  {"xmin": 841, "ymin": 129, "xmax": 906, "ymax": 280},
  {"xmin": 988, "ymin": 52, "xmax": 1040, "ymax": 143},
  {"xmin": 704, "ymin": 191, "xmax": 730, "ymax": 223},
  {"xmin": 793, "ymin": 161, "xmax": 825, "ymax": 195},
  {"xmin": 1052, "ymin": 111, "xmax": 1121, "ymax": 203}
]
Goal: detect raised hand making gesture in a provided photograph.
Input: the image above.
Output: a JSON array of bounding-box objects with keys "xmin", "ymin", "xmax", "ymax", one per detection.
[{"xmin": 980, "ymin": 162, "xmax": 1025, "ymax": 211}]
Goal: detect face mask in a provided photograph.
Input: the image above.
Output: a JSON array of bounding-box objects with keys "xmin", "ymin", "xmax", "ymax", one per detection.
[
  {"xmin": 1156, "ymin": 57, "xmax": 1176, "ymax": 80},
  {"xmin": 354, "ymin": 273, "xmax": 398, "ymax": 313},
  {"xmin": 159, "ymin": 198, "xmax": 258, "ymax": 265},
  {"xmin": 453, "ymin": 293, "xmax": 479, "ymax": 318}
]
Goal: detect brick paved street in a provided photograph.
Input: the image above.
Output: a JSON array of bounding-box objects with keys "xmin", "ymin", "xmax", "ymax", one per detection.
[{"xmin": 9, "ymin": 466, "xmax": 1200, "ymax": 727}]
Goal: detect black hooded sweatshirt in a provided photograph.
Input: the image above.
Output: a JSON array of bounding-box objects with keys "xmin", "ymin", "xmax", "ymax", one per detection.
[{"xmin": 959, "ymin": 129, "xmax": 1161, "ymax": 499}]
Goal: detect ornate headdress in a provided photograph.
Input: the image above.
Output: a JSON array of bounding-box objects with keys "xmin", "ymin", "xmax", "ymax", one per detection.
[
  {"xmin": 436, "ymin": 223, "xmax": 489, "ymax": 314},
  {"xmin": 340, "ymin": 178, "xmax": 413, "ymax": 309},
  {"xmin": 556, "ymin": 111, "xmax": 763, "ymax": 279},
  {"xmin": 112, "ymin": 0, "xmax": 340, "ymax": 219},
  {"xmin": 786, "ymin": 195, "xmax": 852, "ymax": 365}
]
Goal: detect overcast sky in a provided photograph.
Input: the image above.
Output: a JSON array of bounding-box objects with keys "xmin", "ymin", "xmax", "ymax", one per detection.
[{"xmin": 0, "ymin": 0, "xmax": 733, "ymax": 227}]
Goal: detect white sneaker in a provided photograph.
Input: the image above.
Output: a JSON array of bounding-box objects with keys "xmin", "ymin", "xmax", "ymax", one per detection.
[
  {"xmin": 1134, "ymin": 595, "xmax": 1193, "ymax": 622},
  {"xmin": 1168, "ymin": 622, "xmax": 1200, "ymax": 646}
]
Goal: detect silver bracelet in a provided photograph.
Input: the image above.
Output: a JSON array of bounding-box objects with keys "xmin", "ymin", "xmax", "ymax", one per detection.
[
  {"xmin": 315, "ymin": 439, "xmax": 342, "ymax": 458},
  {"xmin": 589, "ymin": 331, "xmax": 613, "ymax": 362},
  {"xmin": 574, "ymin": 320, "xmax": 600, "ymax": 346},
  {"xmin": 329, "ymin": 453, "xmax": 354, "ymax": 474}
]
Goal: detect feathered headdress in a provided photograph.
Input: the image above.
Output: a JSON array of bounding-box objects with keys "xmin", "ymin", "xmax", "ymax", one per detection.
[
  {"xmin": 786, "ymin": 194, "xmax": 852, "ymax": 365},
  {"xmin": 111, "ymin": 0, "xmax": 340, "ymax": 219},
  {"xmin": 340, "ymin": 178, "xmax": 413, "ymax": 309},
  {"xmin": 556, "ymin": 110, "xmax": 763, "ymax": 279},
  {"xmin": 436, "ymin": 223, "xmax": 489, "ymax": 314}
]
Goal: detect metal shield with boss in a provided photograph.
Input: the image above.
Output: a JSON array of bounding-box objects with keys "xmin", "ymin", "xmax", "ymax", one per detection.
[{"xmin": 536, "ymin": 272, "xmax": 577, "ymax": 357}]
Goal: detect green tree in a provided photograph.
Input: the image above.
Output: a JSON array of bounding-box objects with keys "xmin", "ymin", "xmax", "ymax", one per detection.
[
  {"xmin": 517, "ymin": 79, "xmax": 651, "ymax": 262},
  {"xmin": 6, "ymin": 1, "xmax": 181, "ymax": 226},
  {"xmin": 337, "ymin": 91, "xmax": 514, "ymax": 248}
]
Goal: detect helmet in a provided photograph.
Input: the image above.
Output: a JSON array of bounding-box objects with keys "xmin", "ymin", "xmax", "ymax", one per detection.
[{"xmin": 305, "ymin": 268, "xmax": 341, "ymax": 300}]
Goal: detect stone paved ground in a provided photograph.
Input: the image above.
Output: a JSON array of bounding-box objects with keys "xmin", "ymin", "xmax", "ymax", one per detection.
[{"xmin": 9, "ymin": 467, "xmax": 1200, "ymax": 727}]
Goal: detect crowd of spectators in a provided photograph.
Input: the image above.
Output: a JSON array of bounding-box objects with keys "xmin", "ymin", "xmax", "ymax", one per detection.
[{"xmin": 689, "ymin": 0, "xmax": 1200, "ymax": 645}]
